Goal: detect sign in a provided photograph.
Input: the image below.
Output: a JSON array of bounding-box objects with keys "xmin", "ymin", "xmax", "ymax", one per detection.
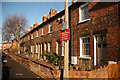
[{"xmin": 61, "ymin": 29, "xmax": 70, "ymax": 41}]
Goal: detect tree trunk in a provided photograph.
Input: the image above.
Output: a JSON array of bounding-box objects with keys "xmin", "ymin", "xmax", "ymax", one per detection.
[
  {"xmin": 18, "ymin": 41, "xmax": 20, "ymax": 54},
  {"xmin": 17, "ymin": 27, "xmax": 20, "ymax": 54}
]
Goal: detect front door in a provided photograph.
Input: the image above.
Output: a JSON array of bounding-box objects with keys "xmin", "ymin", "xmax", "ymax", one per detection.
[{"xmin": 96, "ymin": 34, "xmax": 107, "ymax": 66}]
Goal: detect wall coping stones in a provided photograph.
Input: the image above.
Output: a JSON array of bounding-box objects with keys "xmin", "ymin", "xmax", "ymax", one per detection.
[{"xmin": 3, "ymin": 51, "xmax": 56, "ymax": 70}]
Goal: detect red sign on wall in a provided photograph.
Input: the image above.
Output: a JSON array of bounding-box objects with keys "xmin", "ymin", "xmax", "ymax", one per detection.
[{"xmin": 60, "ymin": 29, "xmax": 70, "ymax": 41}]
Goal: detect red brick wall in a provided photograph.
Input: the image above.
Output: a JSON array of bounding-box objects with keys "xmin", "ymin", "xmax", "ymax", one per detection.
[
  {"xmin": 3, "ymin": 51, "xmax": 120, "ymax": 79},
  {"xmin": 28, "ymin": 15, "xmax": 63, "ymax": 56},
  {"xmin": 69, "ymin": 66, "xmax": 108, "ymax": 78},
  {"xmin": 71, "ymin": 2, "xmax": 119, "ymax": 68},
  {"xmin": 38, "ymin": 28, "xmax": 42, "ymax": 37},
  {"xmin": 107, "ymin": 26, "xmax": 119, "ymax": 61},
  {"xmin": 3, "ymin": 51, "xmax": 61, "ymax": 78}
]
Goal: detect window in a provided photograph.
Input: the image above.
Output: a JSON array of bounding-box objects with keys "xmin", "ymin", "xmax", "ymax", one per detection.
[
  {"xmin": 36, "ymin": 44, "xmax": 38, "ymax": 53},
  {"xmin": 79, "ymin": 3, "xmax": 89, "ymax": 22},
  {"xmin": 31, "ymin": 34, "xmax": 33, "ymax": 39},
  {"xmin": 31, "ymin": 46, "xmax": 32, "ymax": 52},
  {"xmin": 38, "ymin": 44, "xmax": 41, "ymax": 59},
  {"xmin": 56, "ymin": 42, "xmax": 58, "ymax": 54},
  {"xmin": 44, "ymin": 43, "xmax": 47, "ymax": 51},
  {"xmin": 62, "ymin": 41, "xmax": 64, "ymax": 56},
  {"xmin": 96, "ymin": 35, "xmax": 106, "ymax": 42},
  {"xmin": 80, "ymin": 37, "xmax": 91, "ymax": 59},
  {"xmin": 36, "ymin": 30, "xmax": 39, "ymax": 37},
  {"xmin": 28, "ymin": 35, "xmax": 30, "ymax": 40},
  {"xmin": 61, "ymin": 15, "xmax": 65, "ymax": 27},
  {"xmin": 49, "ymin": 22, "xmax": 52, "ymax": 33},
  {"xmin": 56, "ymin": 41, "xmax": 61, "ymax": 55},
  {"xmin": 48, "ymin": 42, "xmax": 52, "ymax": 53},
  {"xmin": 33, "ymin": 45, "xmax": 35, "ymax": 57}
]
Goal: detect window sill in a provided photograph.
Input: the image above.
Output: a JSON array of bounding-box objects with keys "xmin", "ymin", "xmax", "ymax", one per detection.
[
  {"xmin": 47, "ymin": 32, "xmax": 52, "ymax": 35},
  {"xmin": 79, "ymin": 56, "xmax": 91, "ymax": 59},
  {"xmin": 41, "ymin": 35, "xmax": 43, "ymax": 37},
  {"xmin": 78, "ymin": 19, "xmax": 90, "ymax": 24}
]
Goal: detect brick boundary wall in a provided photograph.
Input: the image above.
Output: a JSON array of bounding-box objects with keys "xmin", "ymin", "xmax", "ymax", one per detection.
[
  {"xmin": 3, "ymin": 51, "xmax": 119, "ymax": 79},
  {"xmin": 3, "ymin": 51, "xmax": 61, "ymax": 78},
  {"xmin": 69, "ymin": 66, "xmax": 108, "ymax": 78}
]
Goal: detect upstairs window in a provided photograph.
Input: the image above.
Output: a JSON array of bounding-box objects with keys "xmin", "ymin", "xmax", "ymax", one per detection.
[
  {"xmin": 31, "ymin": 34, "xmax": 33, "ymax": 39},
  {"xmin": 49, "ymin": 22, "xmax": 52, "ymax": 33},
  {"xmin": 36, "ymin": 44, "xmax": 38, "ymax": 53},
  {"xmin": 42, "ymin": 27, "xmax": 44, "ymax": 35},
  {"xmin": 28, "ymin": 35, "xmax": 30, "ymax": 40},
  {"xmin": 44, "ymin": 43, "xmax": 47, "ymax": 51},
  {"xmin": 79, "ymin": 3, "xmax": 89, "ymax": 22},
  {"xmin": 61, "ymin": 15, "xmax": 65, "ymax": 27},
  {"xmin": 48, "ymin": 42, "xmax": 52, "ymax": 53}
]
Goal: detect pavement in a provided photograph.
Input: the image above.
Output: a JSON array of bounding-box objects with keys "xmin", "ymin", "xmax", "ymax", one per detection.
[{"xmin": 2, "ymin": 52, "xmax": 43, "ymax": 80}]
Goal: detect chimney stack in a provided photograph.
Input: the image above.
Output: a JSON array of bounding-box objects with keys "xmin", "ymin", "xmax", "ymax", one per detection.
[
  {"xmin": 43, "ymin": 14, "xmax": 49, "ymax": 22},
  {"xmin": 25, "ymin": 30, "xmax": 30, "ymax": 34},
  {"xmin": 42, "ymin": 9, "xmax": 59, "ymax": 23},
  {"xmin": 72, "ymin": 0, "xmax": 78, "ymax": 4},
  {"xmin": 49, "ymin": 9, "xmax": 59, "ymax": 18},
  {"xmin": 33, "ymin": 22, "xmax": 40, "ymax": 28},
  {"xmin": 31, "ymin": 25, "xmax": 33, "ymax": 30}
]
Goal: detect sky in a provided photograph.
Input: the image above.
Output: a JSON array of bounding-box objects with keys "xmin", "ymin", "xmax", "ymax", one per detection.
[{"xmin": 0, "ymin": 1, "xmax": 72, "ymax": 43}]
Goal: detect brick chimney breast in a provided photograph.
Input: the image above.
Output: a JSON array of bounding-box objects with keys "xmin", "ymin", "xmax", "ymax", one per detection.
[
  {"xmin": 31, "ymin": 25, "xmax": 33, "ymax": 30},
  {"xmin": 49, "ymin": 9, "xmax": 58, "ymax": 18},
  {"xmin": 33, "ymin": 22, "xmax": 40, "ymax": 28},
  {"xmin": 25, "ymin": 30, "xmax": 30, "ymax": 34},
  {"xmin": 72, "ymin": 0, "xmax": 78, "ymax": 4},
  {"xmin": 43, "ymin": 14, "xmax": 48, "ymax": 22}
]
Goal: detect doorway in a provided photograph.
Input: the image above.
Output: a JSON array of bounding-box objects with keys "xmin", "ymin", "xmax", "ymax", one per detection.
[{"xmin": 96, "ymin": 34, "xmax": 107, "ymax": 66}]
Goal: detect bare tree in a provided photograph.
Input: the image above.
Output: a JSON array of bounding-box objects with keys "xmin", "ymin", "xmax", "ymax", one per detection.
[{"xmin": 2, "ymin": 14, "xmax": 28, "ymax": 54}]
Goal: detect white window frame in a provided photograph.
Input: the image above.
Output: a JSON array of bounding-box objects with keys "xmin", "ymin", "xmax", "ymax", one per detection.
[
  {"xmin": 36, "ymin": 44, "xmax": 38, "ymax": 53},
  {"xmin": 31, "ymin": 45, "xmax": 32, "ymax": 52},
  {"xmin": 62, "ymin": 41, "xmax": 64, "ymax": 56},
  {"xmin": 28, "ymin": 35, "xmax": 30, "ymax": 40},
  {"xmin": 79, "ymin": 3, "xmax": 90, "ymax": 23},
  {"xmin": 31, "ymin": 34, "xmax": 33, "ymax": 39},
  {"xmin": 79, "ymin": 37, "xmax": 91, "ymax": 59},
  {"xmin": 49, "ymin": 22, "xmax": 52, "ymax": 33},
  {"xmin": 38, "ymin": 44, "xmax": 41, "ymax": 59},
  {"xmin": 94, "ymin": 35, "xmax": 96, "ymax": 66},
  {"xmin": 56, "ymin": 42, "xmax": 58, "ymax": 54},
  {"xmin": 48, "ymin": 42, "xmax": 52, "ymax": 53},
  {"xmin": 44, "ymin": 43, "xmax": 47, "ymax": 51}
]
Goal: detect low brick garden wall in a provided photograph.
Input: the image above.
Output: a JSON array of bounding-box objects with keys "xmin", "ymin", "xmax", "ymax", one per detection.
[
  {"xmin": 3, "ymin": 51, "xmax": 120, "ymax": 79},
  {"xmin": 69, "ymin": 66, "xmax": 108, "ymax": 78},
  {"xmin": 3, "ymin": 51, "xmax": 61, "ymax": 78}
]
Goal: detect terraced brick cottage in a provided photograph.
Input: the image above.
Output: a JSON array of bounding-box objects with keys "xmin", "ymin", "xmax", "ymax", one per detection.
[
  {"xmin": 18, "ymin": 2, "xmax": 120, "ymax": 70},
  {"xmin": 70, "ymin": 2, "xmax": 120, "ymax": 70},
  {"xmin": 20, "ymin": 9, "xmax": 66, "ymax": 59}
]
